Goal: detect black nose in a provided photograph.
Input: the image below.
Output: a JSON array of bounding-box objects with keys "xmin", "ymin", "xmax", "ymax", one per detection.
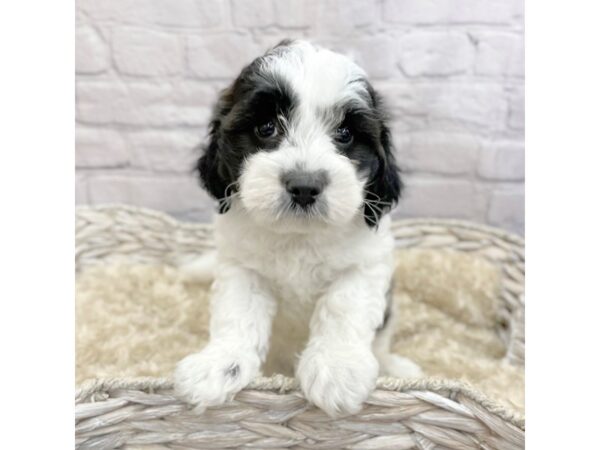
[
  {"xmin": 287, "ymin": 184, "xmax": 321, "ymax": 207},
  {"xmin": 282, "ymin": 170, "xmax": 329, "ymax": 208}
]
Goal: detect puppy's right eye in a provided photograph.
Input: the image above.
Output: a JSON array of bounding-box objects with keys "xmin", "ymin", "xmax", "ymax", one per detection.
[{"xmin": 255, "ymin": 121, "xmax": 277, "ymax": 138}]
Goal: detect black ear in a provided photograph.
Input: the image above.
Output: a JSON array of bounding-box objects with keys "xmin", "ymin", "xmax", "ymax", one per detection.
[
  {"xmin": 362, "ymin": 84, "xmax": 403, "ymax": 228},
  {"xmin": 363, "ymin": 124, "xmax": 403, "ymax": 228},
  {"xmin": 196, "ymin": 89, "xmax": 236, "ymax": 213},
  {"xmin": 196, "ymin": 126, "xmax": 233, "ymax": 213}
]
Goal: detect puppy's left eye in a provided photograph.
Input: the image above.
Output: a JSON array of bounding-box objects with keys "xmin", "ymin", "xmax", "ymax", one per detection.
[
  {"xmin": 335, "ymin": 126, "xmax": 353, "ymax": 144},
  {"xmin": 255, "ymin": 120, "xmax": 277, "ymax": 138}
]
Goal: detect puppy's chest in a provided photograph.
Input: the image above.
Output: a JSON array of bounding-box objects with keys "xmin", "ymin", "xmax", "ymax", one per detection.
[
  {"xmin": 216, "ymin": 214, "xmax": 393, "ymax": 304},
  {"xmin": 246, "ymin": 242, "xmax": 339, "ymax": 303}
]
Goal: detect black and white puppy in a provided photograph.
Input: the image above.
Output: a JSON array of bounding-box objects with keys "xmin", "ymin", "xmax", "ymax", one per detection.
[{"xmin": 174, "ymin": 39, "xmax": 422, "ymax": 417}]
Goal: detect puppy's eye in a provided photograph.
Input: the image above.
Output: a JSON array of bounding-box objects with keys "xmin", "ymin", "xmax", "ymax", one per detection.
[
  {"xmin": 255, "ymin": 120, "xmax": 277, "ymax": 138},
  {"xmin": 335, "ymin": 126, "xmax": 353, "ymax": 144}
]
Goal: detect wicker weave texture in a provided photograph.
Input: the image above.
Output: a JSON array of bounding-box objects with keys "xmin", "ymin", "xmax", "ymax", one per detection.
[{"xmin": 75, "ymin": 205, "xmax": 525, "ymax": 449}]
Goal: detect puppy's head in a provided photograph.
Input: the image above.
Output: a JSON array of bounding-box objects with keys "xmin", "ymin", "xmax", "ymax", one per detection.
[{"xmin": 197, "ymin": 40, "xmax": 401, "ymax": 231}]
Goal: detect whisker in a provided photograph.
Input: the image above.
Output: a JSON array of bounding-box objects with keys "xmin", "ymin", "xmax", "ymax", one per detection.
[
  {"xmin": 363, "ymin": 189, "xmax": 393, "ymax": 206},
  {"xmin": 216, "ymin": 181, "xmax": 240, "ymax": 209},
  {"xmin": 276, "ymin": 200, "xmax": 294, "ymax": 221},
  {"xmin": 363, "ymin": 201, "xmax": 380, "ymax": 228},
  {"xmin": 364, "ymin": 200, "xmax": 386, "ymax": 215}
]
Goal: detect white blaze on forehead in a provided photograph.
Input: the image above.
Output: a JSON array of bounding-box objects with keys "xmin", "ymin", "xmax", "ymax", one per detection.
[
  {"xmin": 261, "ymin": 40, "xmax": 370, "ymax": 112},
  {"xmin": 260, "ymin": 40, "xmax": 371, "ymax": 156}
]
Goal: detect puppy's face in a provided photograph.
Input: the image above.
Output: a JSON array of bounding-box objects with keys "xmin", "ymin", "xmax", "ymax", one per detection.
[{"xmin": 198, "ymin": 40, "xmax": 401, "ymax": 232}]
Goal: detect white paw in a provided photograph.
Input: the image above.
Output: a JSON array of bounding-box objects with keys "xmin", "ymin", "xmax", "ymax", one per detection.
[
  {"xmin": 378, "ymin": 353, "xmax": 423, "ymax": 378},
  {"xmin": 173, "ymin": 343, "xmax": 260, "ymax": 413},
  {"xmin": 297, "ymin": 343, "xmax": 378, "ymax": 418}
]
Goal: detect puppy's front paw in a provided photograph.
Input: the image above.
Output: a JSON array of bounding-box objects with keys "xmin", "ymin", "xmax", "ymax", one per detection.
[
  {"xmin": 297, "ymin": 343, "xmax": 378, "ymax": 417},
  {"xmin": 174, "ymin": 343, "xmax": 260, "ymax": 413}
]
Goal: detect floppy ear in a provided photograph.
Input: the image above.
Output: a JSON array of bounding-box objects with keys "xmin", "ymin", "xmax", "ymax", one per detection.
[
  {"xmin": 196, "ymin": 88, "xmax": 235, "ymax": 213},
  {"xmin": 362, "ymin": 84, "xmax": 403, "ymax": 228},
  {"xmin": 363, "ymin": 124, "xmax": 403, "ymax": 228}
]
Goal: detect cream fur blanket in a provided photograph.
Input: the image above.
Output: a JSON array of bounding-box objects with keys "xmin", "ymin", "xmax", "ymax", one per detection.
[{"xmin": 76, "ymin": 249, "xmax": 524, "ymax": 414}]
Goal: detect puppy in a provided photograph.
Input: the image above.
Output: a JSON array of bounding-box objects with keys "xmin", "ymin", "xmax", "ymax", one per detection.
[{"xmin": 174, "ymin": 40, "xmax": 422, "ymax": 417}]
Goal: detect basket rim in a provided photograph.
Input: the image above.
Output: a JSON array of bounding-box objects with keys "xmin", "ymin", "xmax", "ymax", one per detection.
[
  {"xmin": 76, "ymin": 203, "xmax": 524, "ymax": 246},
  {"xmin": 75, "ymin": 375, "xmax": 525, "ymax": 430}
]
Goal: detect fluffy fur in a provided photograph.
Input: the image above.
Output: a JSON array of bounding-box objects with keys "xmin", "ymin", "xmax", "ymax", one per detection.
[
  {"xmin": 172, "ymin": 40, "xmax": 415, "ymax": 417},
  {"xmin": 75, "ymin": 249, "xmax": 524, "ymax": 414}
]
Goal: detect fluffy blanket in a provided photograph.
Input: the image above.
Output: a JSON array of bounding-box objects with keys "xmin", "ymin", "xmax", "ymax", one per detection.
[{"xmin": 76, "ymin": 249, "xmax": 524, "ymax": 413}]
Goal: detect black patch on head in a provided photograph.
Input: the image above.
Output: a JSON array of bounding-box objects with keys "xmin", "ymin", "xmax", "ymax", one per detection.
[
  {"xmin": 334, "ymin": 83, "xmax": 402, "ymax": 228},
  {"xmin": 196, "ymin": 44, "xmax": 297, "ymax": 213},
  {"xmin": 334, "ymin": 107, "xmax": 381, "ymax": 174}
]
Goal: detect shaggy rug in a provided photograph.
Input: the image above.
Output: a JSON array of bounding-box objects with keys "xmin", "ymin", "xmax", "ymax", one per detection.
[{"xmin": 76, "ymin": 248, "xmax": 524, "ymax": 414}]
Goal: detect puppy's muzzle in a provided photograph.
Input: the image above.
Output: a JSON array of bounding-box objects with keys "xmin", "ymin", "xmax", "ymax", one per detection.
[{"xmin": 282, "ymin": 170, "xmax": 329, "ymax": 208}]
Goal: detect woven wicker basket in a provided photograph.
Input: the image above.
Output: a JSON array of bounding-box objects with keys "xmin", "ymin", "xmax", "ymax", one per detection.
[{"xmin": 75, "ymin": 205, "xmax": 525, "ymax": 450}]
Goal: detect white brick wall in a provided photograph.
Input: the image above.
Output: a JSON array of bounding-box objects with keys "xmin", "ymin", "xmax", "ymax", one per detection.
[{"xmin": 76, "ymin": 0, "xmax": 525, "ymax": 235}]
